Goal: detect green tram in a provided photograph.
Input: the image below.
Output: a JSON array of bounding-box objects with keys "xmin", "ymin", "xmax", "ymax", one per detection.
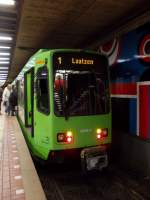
[{"xmin": 16, "ymin": 49, "xmax": 111, "ymax": 171}]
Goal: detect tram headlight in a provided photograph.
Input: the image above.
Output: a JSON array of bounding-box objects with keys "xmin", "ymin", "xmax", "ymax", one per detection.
[
  {"xmin": 96, "ymin": 128, "xmax": 102, "ymax": 134},
  {"xmin": 96, "ymin": 128, "xmax": 108, "ymax": 139},
  {"xmin": 66, "ymin": 131, "xmax": 73, "ymax": 143},
  {"xmin": 66, "ymin": 131, "xmax": 72, "ymax": 137},
  {"xmin": 57, "ymin": 131, "xmax": 73, "ymax": 143}
]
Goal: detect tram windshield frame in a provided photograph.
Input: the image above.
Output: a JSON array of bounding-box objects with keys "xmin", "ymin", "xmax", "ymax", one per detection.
[{"xmin": 53, "ymin": 51, "xmax": 110, "ymax": 118}]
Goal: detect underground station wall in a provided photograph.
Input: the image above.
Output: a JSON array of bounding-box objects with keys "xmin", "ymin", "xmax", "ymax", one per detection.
[{"xmin": 99, "ymin": 22, "xmax": 150, "ymax": 175}]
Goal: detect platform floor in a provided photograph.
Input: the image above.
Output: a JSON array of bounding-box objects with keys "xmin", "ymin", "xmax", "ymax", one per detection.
[{"xmin": 0, "ymin": 109, "xmax": 46, "ymax": 200}]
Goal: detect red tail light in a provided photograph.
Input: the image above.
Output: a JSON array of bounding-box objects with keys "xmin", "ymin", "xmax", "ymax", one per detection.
[
  {"xmin": 96, "ymin": 128, "xmax": 108, "ymax": 140},
  {"xmin": 57, "ymin": 131, "xmax": 73, "ymax": 143},
  {"xmin": 66, "ymin": 137, "xmax": 72, "ymax": 143},
  {"xmin": 97, "ymin": 133, "xmax": 102, "ymax": 139}
]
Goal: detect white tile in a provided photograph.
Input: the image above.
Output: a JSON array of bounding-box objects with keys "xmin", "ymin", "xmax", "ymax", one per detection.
[
  {"xmin": 13, "ymin": 157, "xmax": 19, "ymax": 160},
  {"xmin": 14, "ymin": 175, "xmax": 22, "ymax": 180},
  {"xmin": 16, "ymin": 189, "xmax": 24, "ymax": 195},
  {"xmin": 12, "ymin": 150, "xmax": 18, "ymax": 153},
  {"xmin": 14, "ymin": 165, "xmax": 20, "ymax": 169}
]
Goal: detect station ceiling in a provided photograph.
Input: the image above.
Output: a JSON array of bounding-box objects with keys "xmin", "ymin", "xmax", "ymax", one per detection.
[{"xmin": 0, "ymin": 0, "xmax": 150, "ymax": 85}]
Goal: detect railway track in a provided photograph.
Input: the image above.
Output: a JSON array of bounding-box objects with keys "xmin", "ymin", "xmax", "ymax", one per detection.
[{"xmin": 36, "ymin": 162, "xmax": 150, "ymax": 200}]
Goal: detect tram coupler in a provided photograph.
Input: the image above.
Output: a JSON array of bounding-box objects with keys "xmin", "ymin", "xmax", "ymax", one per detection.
[{"xmin": 80, "ymin": 146, "xmax": 108, "ymax": 172}]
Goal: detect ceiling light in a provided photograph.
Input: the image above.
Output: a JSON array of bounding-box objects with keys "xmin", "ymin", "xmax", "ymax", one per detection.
[
  {"xmin": 0, "ymin": 52, "xmax": 10, "ymax": 55},
  {"xmin": 0, "ymin": 36, "xmax": 12, "ymax": 41},
  {"xmin": 0, "ymin": 0, "xmax": 15, "ymax": 6},
  {"xmin": 0, "ymin": 77, "xmax": 6, "ymax": 80},
  {"xmin": 0, "ymin": 70, "xmax": 8, "ymax": 72},
  {"xmin": 0, "ymin": 46, "xmax": 11, "ymax": 49},
  {"xmin": 0, "ymin": 61, "xmax": 9, "ymax": 64},
  {"xmin": 0, "ymin": 58, "xmax": 10, "ymax": 60},
  {"xmin": 0, "ymin": 73, "xmax": 8, "ymax": 75},
  {"xmin": 0, "ymin": 70, "xmax": 9, "ymax": 73},
  {"xmin": 0, "ymin": 67, "xmax": 8, "ymax": 69}
]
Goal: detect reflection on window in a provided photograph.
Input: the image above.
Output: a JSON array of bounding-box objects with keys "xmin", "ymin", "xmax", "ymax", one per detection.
[
  {"xmin": 18, "ymin": 79, "xmax": 24, "ymax": 107},
  {"xmin": 54, "ymin": 70, "xmax": 109, "ymax": 116},
  {"xmin": 36, "ymin": 67, "xmax": 49, "ymax": 114}
]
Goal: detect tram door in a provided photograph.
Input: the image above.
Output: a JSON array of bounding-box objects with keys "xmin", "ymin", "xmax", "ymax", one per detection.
[
  {"xmin": 24, "ymin": 68, "xmax": 34, "ymax": 136},
  {"xmin": 33, "ymin": 66, "xmax": 50, "ymax": 144}
]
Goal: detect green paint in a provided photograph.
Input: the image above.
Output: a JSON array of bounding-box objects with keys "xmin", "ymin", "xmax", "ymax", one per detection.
[{"xmin": 17, "ymin": 49, "xmax": 112, "ymax": 161}]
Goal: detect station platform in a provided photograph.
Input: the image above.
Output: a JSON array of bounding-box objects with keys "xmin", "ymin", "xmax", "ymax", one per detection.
[{"xmin": 0, "ymin": 111, "xmax": 46, "ymax": 200}]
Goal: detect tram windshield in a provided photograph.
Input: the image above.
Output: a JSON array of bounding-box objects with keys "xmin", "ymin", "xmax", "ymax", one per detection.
[{"xmin": 53, "ymin": 52, "xmax": 110, "ymax": 117}]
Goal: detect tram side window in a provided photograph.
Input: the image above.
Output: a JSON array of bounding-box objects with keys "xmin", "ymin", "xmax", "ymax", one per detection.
[{"xmin": 36, "ymin": 67, "xmax": 50, "ymax": 114}]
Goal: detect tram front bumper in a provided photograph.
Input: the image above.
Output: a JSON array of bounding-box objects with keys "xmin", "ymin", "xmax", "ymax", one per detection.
[{"xmin": 80, "ymin": 146, "xmax": 108, "ymax": 171}]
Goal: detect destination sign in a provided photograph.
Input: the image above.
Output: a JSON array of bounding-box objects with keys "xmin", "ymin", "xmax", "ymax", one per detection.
[
  {"xmin": 53, "ymin": 51, "xmax": 108, "ymax": 73},
  {"xmin": 57, "ymin": 56, "xmax": 94, "ymax": 65}
]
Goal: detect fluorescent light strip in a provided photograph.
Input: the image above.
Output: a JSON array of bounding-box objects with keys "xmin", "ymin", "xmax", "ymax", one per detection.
[
  {"xmin": 0, "ymin": 58, "xmax": 10, "ymax": 60},
  {"xmin": 0, "ymin": 36, "xmax": 12, "ymax": 40},
  {"xmin": 0, "ymin": 46, "xmax": 11, "ymax": 49},
  {"xmin": 0, "ymin": 61, "xmax": 9, "ymax": 64},
  {"xmin": 0, "ymin": 70, "xmax": 8, "ymax": 72},
  {"xmin": 0, "ymin": 0, "xmax": 15, "ymax": 6},
  {"xmin": 0, "ymin": 67, "xmax": 9, "ymax": 69},
  {"xmin": 0, "ymin": 52, "xmax": 10, "ymax": 55}
]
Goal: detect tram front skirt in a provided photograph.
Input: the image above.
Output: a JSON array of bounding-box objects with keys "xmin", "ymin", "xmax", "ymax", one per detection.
[{"xmin": 80, "ymin": 146, "xmax": 108, "ymax": 171}]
